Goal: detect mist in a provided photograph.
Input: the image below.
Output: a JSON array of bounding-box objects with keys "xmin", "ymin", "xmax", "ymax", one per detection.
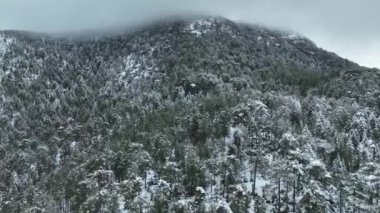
[{"xmin": 0, "ymin": 0, "xmax": 379, "ymax": 68}]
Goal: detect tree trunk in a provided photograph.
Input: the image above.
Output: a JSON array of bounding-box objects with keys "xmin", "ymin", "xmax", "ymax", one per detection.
[
  {"xmin": 285, "ymin": 181, "xmax": 289, "ymax": 211},
  {"xmin": 297, "ymin": 174, "xmax": 301, "ymax": 192},
  {"xmin": 144, "ymin": 171, "xmax": 147, "ymax": 190},
  {"xmin": 252, "ymin": 160, "xmax": 257, "ymax": 196},
  {"xmin": 210, "ymin": 175, "xmax": 213, "ymax": 194},
  {"xmin": 293, "ymin": 179, "xmax": 296, "ymax": 213},
  {"xmin": 255, "ymin": 198, "xmax": 259, "ymax": 212},
  {"xmin": 339, "ymin": 187, "xmax": 343, "ymax": 213},
  {"xmin": 223, "ymin": 165, "xmax": 226, "ymax": 198},
  {"xmin": 278, "ymin": 178, "xmax": 281, "ymax": 213}
]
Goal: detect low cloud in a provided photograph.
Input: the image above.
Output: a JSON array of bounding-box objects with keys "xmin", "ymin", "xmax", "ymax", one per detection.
[{"xmin": 0, "ymin": 0, "xmax": 379, "ymax": 68}]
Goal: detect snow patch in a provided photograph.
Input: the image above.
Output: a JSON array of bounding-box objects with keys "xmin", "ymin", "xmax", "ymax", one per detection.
[
  {"xmin": 216, "ymin": 199, "xmax": 233, "ymax": 213},
  {"xmin": 118, "ymin": 196, "xmax": 128, "ymax": 213},
  {"xmin": 282, "ymin": 132, "xmax": 296, "ymax": 142},
  {"xmin": 309, "ymin": 159, "xmax": 324, "ymax": 167},
  {"xmin": 0, "ymin": 34, "xmax": 13, "ymax": 57},
  {"xmin": 0, "ymin": 34, "xmax": 14, "ymax": 80},
  {"xmin": 186, "ymin": 19, "xmax": 215, "ymax": 37},
  {"xmin": 117, "ymin": 53, "xmax": 157, "ymax": 86},
  {"xmin": 55, "ymin": 148, "xmax": 62, "ymax": 169},
  {"xmin": 225, "ymin": 126, "xmax": 242, "ymax": 146},
  {"xmin": 196, "ymin": 186, "xmax": 206, "ymax": 194},
  {"xmin": 240, "ymin": 160, "xmax": 270, "ymax": 197},
  {"xmin": 241, "ymin": 174, "xmax": 270, "ymax": 197},
  {"xmin": 123, "ymin": 54, "xmax": 140, "ymax": 76},
  {"xmin": 282, "ymin": 33, "xmax": 303, "ymax": 40},
  {"xmin": 70, "ymin": 141, "xmax": 76, "ymax": 148}
]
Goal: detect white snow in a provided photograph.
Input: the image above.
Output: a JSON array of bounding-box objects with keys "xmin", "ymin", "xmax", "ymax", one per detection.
[
  {"xmin": 235, "ymin": 184, "xmax": 244, "ymax": 192},
  {"xmin": 282, "ymin": 132, "xmax": 296, "ymax": 143},
  {"xmin": 0, "ymin": 34, "xmax": 13, "ymax": 57},
  {"xmin": 70, "ymin": 141, "xmax": 77, "ymax": 149},
  {"xmin": 118, "ymin": 196, "xmax": 128, "ymax": 213},
  {"xmin": 306, "ymin": 141, "xmax": 318, "ymax": 160},
  {"xmin": 247, "ymin": 199, "xmax": 256, "ymax": 213},
  {"xmin": 239, "ymin": 160, "xmax": 270, "ymax": 197},
  {"xmin": 196, "ymin": 186, "xmax": 206, "ymax": 194},
  {"xmin": 55, "ymin": 148, "xmax": 62, "ymax": 169},
  {"xmin": 241, "ymin": 175, "xmax": 270, "ymax": 197},
  {"xmin": 282, "ymin": 33, "xmax": 303, "ymax": 40},
  {"xmin": 309, "ymin": 159, "xmax": 324, "ymax": 167},
  {"xmin": 224, "ymin": 126, "xmax": 242, "ymax": 146},
  {"xmin": 0, "ymin": 34, "xmax": 14, "ymax": 80},
  {"xmin": 216, "ymin": 200, "xmax": 233, "ymax": 213},
  {"xmin": 120, "ymin": 71, "xmax": 126, "ymax": 77},
  {"xmin": 117, "ymin": 53, "xmax": 157, "ymax": 89},
  {"xmin": 248, "ymin": 99, "xmax": 269, "ymax": 119},
  {"xmin": 118, "ymin": 169, "xmax": 173, "ymax": 212},
  {"xmin": 186, "ymin": 19, "xmax": 214, "ymax": 37},
  {"xmin": 285, "ymin": 96, "xmax": 302, "ymax": 113},
  {"xmin": 122, "ymin": 54, "xmax": 140, "ymax": 76}
]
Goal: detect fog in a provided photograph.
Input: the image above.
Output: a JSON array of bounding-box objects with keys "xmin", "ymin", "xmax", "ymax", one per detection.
[{"xmin": 0, "ymin": 0, "xmax": 379, "ymax": 68}]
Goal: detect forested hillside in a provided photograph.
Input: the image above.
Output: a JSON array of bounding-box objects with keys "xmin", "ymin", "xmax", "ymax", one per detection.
[{"xmin": 0, "ymin": 17, "xmax": 379, "ymax": 212}]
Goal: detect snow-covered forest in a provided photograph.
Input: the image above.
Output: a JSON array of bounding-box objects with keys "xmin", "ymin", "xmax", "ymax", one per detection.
[{"xmin": 0, "ymin": 17, "xmax": 379, "ymax": 212}]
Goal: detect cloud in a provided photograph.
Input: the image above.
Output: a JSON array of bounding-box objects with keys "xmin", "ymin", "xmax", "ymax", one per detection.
[{"xmin": 0, "ymin": 0, "xmax": 379, "ymax": 68}]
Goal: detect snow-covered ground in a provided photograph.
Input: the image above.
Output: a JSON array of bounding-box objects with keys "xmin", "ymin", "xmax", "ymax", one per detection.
[
  {"xmin": 0, "ymin": 34, "xmax": 13, "ymax": 80},
  {"xmin": 282, "ymin": 33, "xmax": 303, "ymax": 40},
  {"xmin": 186, "ymin": 19, "xmax": 214, "ymax": 37},
  {"xmin": 117, "ymin": 53, "xmax": 158, "ymax": 85},
  {"xmin": 225, "ymin": 126, "xmax": 242, "ymax": 146},
  {"xmin": 0, "ymin": 34, "xmax": 13, "ymax": 57},
  {"xmin": 117, "ymin": 196, "xmax": 128, "ymax": 213}
]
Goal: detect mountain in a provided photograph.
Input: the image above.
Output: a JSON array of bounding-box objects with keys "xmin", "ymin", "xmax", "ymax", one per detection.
[{"xmin": 0, "ymin": 16, "xmax": 379, "ymax": 213}]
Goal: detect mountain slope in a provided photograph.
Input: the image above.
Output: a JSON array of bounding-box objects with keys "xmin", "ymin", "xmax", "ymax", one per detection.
[{"xmin": 0, "ymin": 17, "xmax": 379, "ymax": 212}]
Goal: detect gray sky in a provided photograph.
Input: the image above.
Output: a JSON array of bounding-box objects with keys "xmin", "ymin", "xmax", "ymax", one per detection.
[{"xmin": 0, "ymin": 0, "xmax": 379, "ymax": 68}]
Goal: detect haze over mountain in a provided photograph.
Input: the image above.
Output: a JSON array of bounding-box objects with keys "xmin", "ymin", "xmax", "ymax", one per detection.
[
  {"xmin": 1, "ymin": 0, "xmax": 380, "ymax": 68},
  {"xmin": 0, "ymin": 16, "xmax": 380, "ymax": 212}
]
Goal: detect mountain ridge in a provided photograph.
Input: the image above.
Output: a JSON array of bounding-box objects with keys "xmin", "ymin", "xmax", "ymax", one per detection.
[
  {"xmin": 0, "ymin": 16, "xmax": 379, "ymax": 212},
  {"xmin": 0, "ymin": 16, "xmax": 360, "ymax": 70}
]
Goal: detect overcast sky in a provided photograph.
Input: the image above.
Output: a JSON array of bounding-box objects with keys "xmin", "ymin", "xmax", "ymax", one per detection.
[{"xmin": 0, "ymin": 0, "xmax": 379, "ymax": 68}]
